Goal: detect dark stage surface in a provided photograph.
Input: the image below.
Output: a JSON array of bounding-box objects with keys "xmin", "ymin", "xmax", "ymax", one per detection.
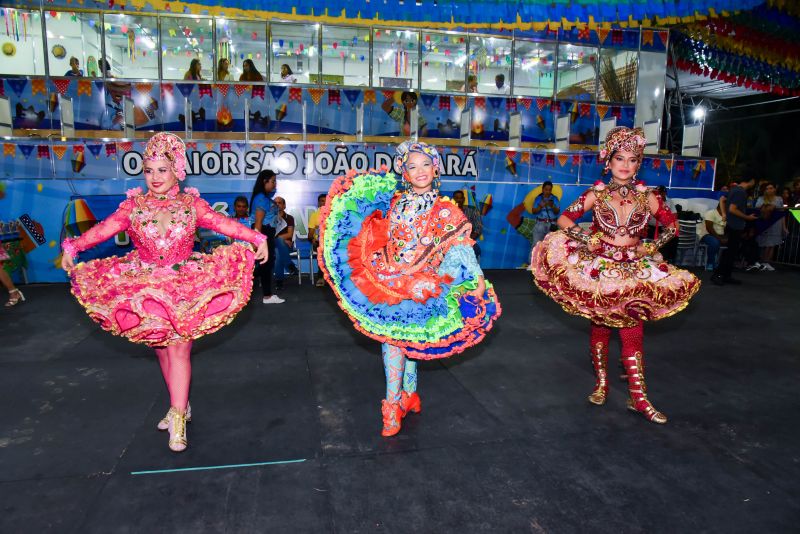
[{"xmin": 1, "ymin": 269, "xmax": 798, "ymax": 533}]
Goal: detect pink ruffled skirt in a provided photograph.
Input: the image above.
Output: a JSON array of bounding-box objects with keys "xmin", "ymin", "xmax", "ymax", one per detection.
[{"xmin": 69, "ymin": 242, "xmax": 255, "ymax": 346}]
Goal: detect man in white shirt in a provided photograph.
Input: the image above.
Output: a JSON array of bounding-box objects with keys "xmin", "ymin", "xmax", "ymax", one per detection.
[
  {"xmin": 492, "ymin": 74, "xmax": 511, "ymax": 95},
  {"xmin": 697, "ymin": 201, "xmax": 727, "ymax": 271}
]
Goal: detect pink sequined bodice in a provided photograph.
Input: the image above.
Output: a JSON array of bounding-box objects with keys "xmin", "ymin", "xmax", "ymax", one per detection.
[{"xmin": 63, "ymin": 186, "xmax": 265, "ymax": 265}]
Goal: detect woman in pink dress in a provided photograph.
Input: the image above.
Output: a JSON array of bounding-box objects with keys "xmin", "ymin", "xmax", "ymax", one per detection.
[{"xmin": 61, "ymin": 133, "xmax": 268, "ymax": 452}]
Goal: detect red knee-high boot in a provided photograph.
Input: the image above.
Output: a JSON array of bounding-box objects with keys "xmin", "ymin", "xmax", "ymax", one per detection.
[
  {"xmin": 620, "ymin": 322, "xmax": 667, "ymax": 424},
  {"xmin": 588, "ymin": 323, "xmax": 611, "ymax": 405}
]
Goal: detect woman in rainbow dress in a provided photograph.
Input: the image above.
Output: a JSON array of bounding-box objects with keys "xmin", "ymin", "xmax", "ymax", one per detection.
[{"xmin": 317, "ymin": 141, "xmax": 501, "ymax": 437}]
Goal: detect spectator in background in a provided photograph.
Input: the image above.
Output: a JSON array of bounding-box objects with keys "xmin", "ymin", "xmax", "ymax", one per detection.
[
  {"xmin": 251, "ymin": 169, "xmax": 284, "ymax": 304},
  {"xmin": 217, "ymin": 58, "xmax": 232, "ymax": 81},
  {"xmin": 308, "ymin": 193, "xmax": 327, "ymax": 287},
  {"xmin": 791, "ymin": 177, "xmax": 800, "ymax": 207},
  {"xmin": 461, "ymin": 75, "xmax": 478, "ymax": 93},
  {"xmin": 239, "ymin": 59, "xmax": 264, "ymax": 82},
  {"xmin": 492, "ymin": 74, "xmax": 511, "ymax": 95},
  {"xmin": 452, "ymin": 190, "xmax": 483, "ymax": 261},
  {"xmin": 280, "ymin": 64, "xmax": 297, "ymax": 83},
  {"xmin": 382, "ymin": 91, "xmax": 428, "ymax": 137},
  {"xmin": 755, "ymin": 182, "xmax": 787, "ymax": 271},
  {"xmin": 697, "ymin": 200, "xmax": 727, "ymax": 271},
  {"xmin": 273, "ymin": 196, "xmax": 299, "ymax": 290},
  {"xmin": 781, "ymin": 186, "xmax": 793, "ymax": 208},
  {"xmin": 230, "ymin": 195, "xmax": 253, "ymax": 226},
  {"xmin": 529, "ymin": 181, "xmax": 560, "ymax": 251},
  {"xmin": 183, "ymin": 59, "xmax": 204, "ymax": 81},
  {"xmin": 711, "ymin": 176, "xmax": 759, "ymax": 285},
  {"xmin": 64, "ymin": 57, "xmax": 83, "ymax": 77}
]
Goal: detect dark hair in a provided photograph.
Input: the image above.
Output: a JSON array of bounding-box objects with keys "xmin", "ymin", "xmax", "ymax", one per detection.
[
  {"xmin": 234, "ymin": 195, "xmax": 248, "ymax": 205},
  {"xmin": 250, "ymin": 169, "xmax": 277, "ymax": 209},
  {"xmin": 240, "ymin": 59, "xmax": 264, "ymax": 82},
  {"xmin": 281, "ymin": 63, "xmax": 293, "ymax": 76},
  {"xmin": 495, "ymin": 73, "xmax": 505, "ymax": 81},
  {"xmin": 400, "ymin": 91, "xmax": 418, "ymax": 103},
  {"xmin": 317, "ymin": 193, "xmax": 327, "ymax": 200},
  {"xmin": 542, "ymin": 180, "xmax": 553, "ymax": 189}
]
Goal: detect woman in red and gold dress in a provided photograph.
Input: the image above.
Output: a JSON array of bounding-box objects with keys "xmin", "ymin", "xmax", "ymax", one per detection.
[{"xmin": 531, "ymin": 127, "xmax": 700, "ymax": 424}]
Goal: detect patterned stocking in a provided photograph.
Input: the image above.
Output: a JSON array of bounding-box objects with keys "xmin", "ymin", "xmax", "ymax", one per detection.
[
  {"xmin": 165, "ymin": 341, "xmax": 192, "ymax": 411},
  {"xmin": 402, "ymin": 359, "xmax": 418, "ymax": 394},
  {"xmin": 382, "ymin": 343, "xmax": 405, "ymax": 403}
]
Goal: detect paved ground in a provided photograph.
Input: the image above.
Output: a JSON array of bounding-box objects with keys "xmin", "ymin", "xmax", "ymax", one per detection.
[{"xmin": 1, "ymin": 268, "xmax": 798, "ymax": 533}]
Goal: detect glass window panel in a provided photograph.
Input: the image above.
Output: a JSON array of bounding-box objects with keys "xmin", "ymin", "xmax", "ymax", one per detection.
[
  {"xmin": 468, "ymin": 35, "xmax": 512, "ymax": 95},
  {"xmin": 420, "ymin": 32, "xmax": 466, "ymax": 92},
  {"xmin": 372, "ymin": 28, "xmax": 419, "ymax": 89},
  {"xmin": 0, "ymin": 9, "xmax": 45, "ymax": 76},
  {"xmin": 45, "ymin": 11, "xmax": 103, "ymax": 78},
  {"xmin": 597, "ymin": 48, "xmax": 638, "ymax": 103},
  {"xmin": 512, "ymin": 40, "xmax": 556, "ymax": 97},
  {"xmin": 160, "ymin": 16, "xmax": 214, "ymax": 81},
  {"xmin": 271, "ymin": 22, "xmax": 318, "ymax": 84},
  {"xmin": 556, "ymin": 44, "xmax": 598, "ymax": 101},
  {"xmin": 216, "ymin": 19, "xmax": 266, "ymax": 82},
  {"xmin": 320, "ymin": 25, "xmax": 368, "ymax": 86},
  {"xmin": 103, "ymin": 13, "xmax": 159, "ymax": 79}
]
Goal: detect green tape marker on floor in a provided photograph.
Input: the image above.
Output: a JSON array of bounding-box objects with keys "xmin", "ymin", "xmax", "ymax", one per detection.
[{"xmin": 131, "ymin": 458, "xmax": 307, "ymax": 475}]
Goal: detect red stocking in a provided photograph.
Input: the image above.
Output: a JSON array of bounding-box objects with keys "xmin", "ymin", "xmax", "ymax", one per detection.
[{"xmin": 619, "ymin": 322, "xmax": 666, "ymax": 424}]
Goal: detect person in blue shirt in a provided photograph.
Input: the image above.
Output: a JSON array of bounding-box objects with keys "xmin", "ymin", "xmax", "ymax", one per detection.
[
  {"xmin": 250, "ymin": 170, "xmax": 285, "ymax": 304},
  {"xmin": 530, "ymin": 181, "xmax": 560, "ymax": 250},
  {"xmin": 64, "ymin": 57, "xmax": 84, "ymax": 77}
]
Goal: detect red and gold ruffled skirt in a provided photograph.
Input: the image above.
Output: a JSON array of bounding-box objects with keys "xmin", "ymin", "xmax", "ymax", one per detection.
[{"xmin": 531, "ymin": 231, "xmax": 700, "ymax": 328}]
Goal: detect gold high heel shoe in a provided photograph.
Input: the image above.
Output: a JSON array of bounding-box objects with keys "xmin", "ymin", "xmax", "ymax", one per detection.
[
  {"xmin": 5, "ymin": 288, "xmax": 25, "ymax": 307},
  {"xmin": 157, "ymin": 403, "xmax": 192, "ymax": 431},
  {"xmin": 168, "ymin": 409, "xmax": 188, "ymax": 452}
]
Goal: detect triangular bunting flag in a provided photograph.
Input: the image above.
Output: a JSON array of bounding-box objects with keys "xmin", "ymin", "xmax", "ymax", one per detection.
[
  {"xmin": 52, "ymin": 145, "xmax": 68, "ymax": 160},
  {"xmin": 53, "ymin": 79, "xmax": 72, "ymax": 95},
  {"xmin": 215, "ymin": 84, "xmax": 230, "ymax": 97},
  {"xmin": 421, "ymin": 93, "xmax": 436, "ymax": 108},
  {"xmin": 363, "ymin": 89, "xmax": 376, "ymax": 105},
  {"xmin": 77, "ymin": 80, "xmax": 92, "ymax": 96},
  {"xmin": 288, "ymin": 87, "xmax": 303, "ymax": 103},
  {"xmin": 269, "ymin": 85, "xmax": 286, "ymax": 101},
  {"xmin": 557, "ymin": 154, "xmax": 569, "ymax": 167},
  {"xmin": 308, "ymin": 88, "xmax": 325, "ymax": 105},
  {"xmin": 343, "ymin": 89, "xmax": 361, "ymax": 106}
]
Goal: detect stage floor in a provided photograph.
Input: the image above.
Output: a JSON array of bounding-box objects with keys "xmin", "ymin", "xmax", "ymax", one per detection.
[{"xmin": 1, "ymin": 269, "xmax": 798, "ymax": 532}]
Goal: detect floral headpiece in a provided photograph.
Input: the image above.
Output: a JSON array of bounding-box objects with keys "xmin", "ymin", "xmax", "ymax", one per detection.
[
  {"xmin": 396, "ymin": 141, "xmax": 441, "ymax": 174},
  {"xmin": 599, "ymin": 126, "xmax": 646, "ymax": 166},
  {"xmin": 143, "ymin": 132, "xmax": 187, "ymax": 181}
]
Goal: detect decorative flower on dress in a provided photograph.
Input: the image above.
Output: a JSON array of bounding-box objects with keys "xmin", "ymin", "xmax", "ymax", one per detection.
[{"xmin": 143, "ymin": 132, "xmax": 188, "ymax": 181}]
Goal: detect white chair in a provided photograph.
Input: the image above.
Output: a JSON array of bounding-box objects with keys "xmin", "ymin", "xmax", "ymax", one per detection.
[
  {"xmin": 290, "ymin": 234, "xmax": 318, "ymax": 285},
  {"xmin": 288, "ymin": 234, "xmax": 304, "ymax": 285},
  {"xmin": 675, "ymin": 219, "xmax": 707, "ymax": 267}
]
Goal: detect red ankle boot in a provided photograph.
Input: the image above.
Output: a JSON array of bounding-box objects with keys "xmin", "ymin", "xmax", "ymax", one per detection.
[
  {"xmin": 588, "ymin": 342, "xmax": 608, "ymax": 405},
  {"xmin": 621, "ymin": 351, "xmax": 667, "ymax": 424},
  {"xmin": 381, "ymin": 399, "xmax": 403, "ymax": 437},
  {"xmin": 400, "ymin": 391, "xmax": 422, "ymax": 417}
]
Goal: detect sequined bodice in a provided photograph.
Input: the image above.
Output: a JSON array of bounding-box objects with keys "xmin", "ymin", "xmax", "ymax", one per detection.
[
  {"xmin": 593, "ymin": 185, "xmax": 650, "ymax": 238},
  {"xmin": 129, "ymin": 193, "xmax": 197, "ymax": 266},
  {"xmin": 372, "ymin": 191, "xmax": 467, "ymax": 276},
  {"xmin": 63, "ymin": 186, "xmax": 266, "ymax": 266}
]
